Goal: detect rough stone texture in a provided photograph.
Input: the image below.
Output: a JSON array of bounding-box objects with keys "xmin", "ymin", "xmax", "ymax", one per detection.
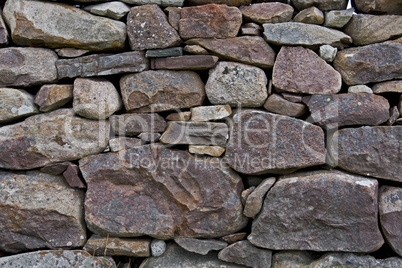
[
  {"xmin": 218, "ymin": 240, "xmax": 272, "ymax": 268},
  {"xmin": 324, "ymin": 8, "xmax": 353, "ymax": 28},
  {"xmin": 35, "ymin": 84, "xmax": 73, "ymax": 112},
  {"xmin": 292, "ymin": 0, "xmax": 348, "ymax": 11},
  {"xmin": 0, "ymin": 171, "xmax": 86, "ymax": 253},
  {"xmin": 186, "ymin": 36, "xmax": 276, "ymax": 68},
  {"xmin": 328, "ymin": 126, "xmax": 402, "ymax": 182},
  {"xmin": 263, "ymin": 94, "xmax": 307, "ymax": 117},
  {"xmin": 3, "ymin": 0, "xmax": 126, "ymax": 51},
  {"xmin": 0, "ymin": 88, "xmax": 39, "ymax": 123},
  {"xmin": 56, "ymin": 51, "xmax": 149, "ymax": 79},
  {"xmin": 0, "ymin": 250, "xmax": 116, "ymax": 268},
  {"xmin": 184, "ymin": 45, "xmax": 209, "ymax": 55},
  {"xmin": 221, "ymin": 233, "xmax": 247, "ymax": 244},
  {"xmin": 146, "ymin": 47, "xmax": 183, "ymax": 58},
  {"xmin": 0, "ymin": 9, "xmax": 9, "ymax": 45},
  {"xmin": 225, "ymin": 110, "xmax": 326, "ymax": 174},
  {"xmin": 166, "ymin": 111, "xmax": 191, "ymax": 121},
  {"xmin": 122, "ymin": 0, "xmax": 184, "ymax": 6},
  {"xmin": 187, "ymin": 0, "xmax": 251, "ymax": 5},
  {"xmin": 333, "ymin": 39, "xmax": 402, "ymax": 85},
  {"xmin": 84, "ymin": 1, "xmax": 130, "ymax": 20},
  {"xmin": 160, "ymin": 122, "xmax": 228, "ymax": 145},
  {"xmin": 379, "ymin": 186, "xmax": 402, "ymax": 257},
  {"xmin": 120, "ymin": 70, "xmax": 205, "ymax": 113},
  {"xmin": 319, "ymin": 44, "xmax": 337, "ymax": 62},
  {"xmin": 191, "ymin": 105, "xmax": 232, "ymax": 122},
  {"xmin": 40, "ymin": 162, "xmax": 70, "ymax": 176},
  {"xmin": 56, "ymin": 48, "xmax": 89, "ymax": 58},
  {"xmin": 263, "ymin": 22, "xmax": 352, "ymax": 49},
  {"xmin": 243, "ymin": 177, "xmax": 276, "ymax": 218},
  {"xmin": 175, "ymin": 238, "xmax": 228, "ymax": 255},
  {"xmin": 140, "ymin": 243, "xmax": 244, "ymax": 268},
  {"xmin": 80, "ymin": 144, "xmax": 247, "ymax": 238},
  {"xmin": 110, "ymin": 113, "xmax": 166, "ymax": 136},
  {"xmin": 127, "ymin": 4, "xmax": 181, "ymax": 51},
  {"xmin": 249, "ymin": 170, "xmax": 384, "ymax": 252},
  {"xmin": 138, "ymin": 132, "xmax": 162, "ymax": 143},
  {"xmin": 293, "ymin": 6, "xmax": 324, "ymax": 24},
  {"xmin": 63, "ymin": 163, "xmax": 86, "ymax": 189},
  {"xmin": 0, "ymin": 47, "xmax": 58, "ymax": 87},
  {"xmin": 348, "ymin": 85, "xmax": 373, "ymax": 93},
  {"xmin": 304, "ymin": 93, "xmax": 390, "ymax": 128},
  {"xmin": 165, "ymin": 7, "xmax": 181, "ymax": 31},
  {"xmin": 151, "ymin": 239, "xmax": 166, "ymax": 257},
  {"xmin": 240, "ymin": 27, "xmax": 260, "ymax": 36},
  {"xmin": 344, "ymin": 14, "xmax": 402, "ymax": 46},
  {"xmin": 281, "ymin": 93, "xmax": 303, "ymax": 103},
  {"xmin": 205, "ymin": 62, "xmax": 268, "ymax": 107},
  {"xmin": 84, "ymin": 235, "xmax": 151, "ymax": 257},
  {"xmin": 273, "ymin": 46, "xmax": 342, "ymax": 94},
  {"xmin": 241, "ymin": 188, "xmax": 255, "ymax": 206},
  {"xmin": 151, "ymin": 55, "xmax": 219, "ymax": 70},
  {"xmin": 373, "ymin": 80, "xmax": 402, "ymax": 93},
  {"xmin": 73, "ymin": 78, "xmax": 122, "ymax": 120},
  {"xmin": 179, "ymin": 4, "xmax": 242, "ymax": 39},
  {"xmin": 188, "ymin": 145, "xmax": 226, "ymax": 157},
  {"xmin": 240, "ymin": 3, "xmax": 294, "ymax": 24},
  {"xmin": 109, "ymin": 137, "xmax": 142, "ymax": 152},
  {"xmin": 354, "ymin": 0, "xmax": 402, "ymax": 15},
  {"xmin": 388, "ymin": 106, "xmax": 400, "ymax": 126},
  {"xmin": 0, "ymin": 109, "xmax": 109, "ymax": 170}
]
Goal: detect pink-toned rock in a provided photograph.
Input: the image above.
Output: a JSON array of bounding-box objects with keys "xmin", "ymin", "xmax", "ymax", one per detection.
[
  {"xmin": 354, "ymin": 0, "xmax": 402, "ymax": 15},
  {"xmin": 40, "ymin": 162, "xmax": 70, "ymax": 176},
  {"xmin": 240, "ymin": 3, "xmax": 294, "ymax": 24},
  {"xmin": 264, "ymin": 93, "xmax": 307, "ymax": 117},
  {"xmin": 35, "ymin": 84, "xmax": 73, "ymax": 112},
  {"xmin": 372, "ymin": 80, "xmax": 402, "ymax": 93},
  {"xmin": 109, "ymin": 137, "xmax": 142, "ymax": 152},
  {"xmin": 150, "ymin": 55, "xmax": 218, "ymax": 70},
  {"xmin": 63, "ymin": 163, "xmax": 86, "ymax": 189}
]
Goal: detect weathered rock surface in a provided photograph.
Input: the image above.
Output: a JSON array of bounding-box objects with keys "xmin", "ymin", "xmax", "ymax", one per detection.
[
  {"xmin": 189, "ymin": 145, "xmax": 225, "ymax": 157},
  {"xmin": 165, "ymin": 6, "xmax": 181, "ymax": 31},
  {"xmin": 122, "ymin": 0, "xmax": 184, "ymax": 6},
  {"xmin": 166, "ymin": 111, "xmax": 191, "ymax": 121},
  {"xmin": 304, "ymin": 93, "xmax": 390, "ymax": 128},
  {"xmin": 186, "ymin": 36, "xmax": 276, "ymax": 68},
  {"xmin": 146, "ymin": 47, "xmax": 183, "ymax": 58},
  {"xmin": 175, "ymin": 238, "xmax": 228, "ymax": 255},
  {"xmin": 184, "ymin": 45, "xmax": 209, "ymax": 55},
  {"xmin": 110, "ymin": 113, "xmax": 166, "ymax": 136},
  {"xmin": 324, "ymin": 8, "xmax": 354, "ymax": 28},
  {"xmin": 328, "ymin": 126, "xmax": 402, "ymax": 182},
  {"xmin": 263, "ymin": 22, "xmax": 352, "ymax": 49},
  {"xmin": 249, "ymin": 170, "xmax": 384, "ymax": 252},
  {"xmin": 138, "ymin": 132, "xmax": 162, "ymax": 143},
  {"xmin": 344, "ymin": 14, "xmax": 402, "ymax": 45},
  {"xmin": 218, "ymin": 240, "xmax": 272, "ymax": 268},
  {"xmin": 84, "ymin": 235, "xmax": 151, "ymax": 257},
  {"xmin": 191, "ymin": 105, "xmax": 232, "ymax": 122},
  {"xmin": 120, "ymin": 70, "xmax": 205, "ymax": 112},
  {"xmin": 388, "ymin": 106, "xmax": 401, "ymax": 125},
  {"xmin": 319, "ymin": 44, "xmax": 337, "ymax": 62},
  {"xmin": 0, "ymin": 9, "xmax": 9, "ymax": 45},
  {"xmin": 225, "ymin": 110, "xmax": 326, "ymax": 174},
  {"xmin": 35, "ymin": 84, "xmax": 73, "ymax": 112},
  {"xmin": 240, "ymin": 3, "xmax": 293, "ymax": 24},
  {"xmin": 0, "ymin": 47, "xmax": 58, "ymax": 87},
  {"xmin": 0, "ymin": 88, "xmax": 39, "ymax": 123},
  {"xmin": 84, "ymin": 1, "xmax": 130, "ymax": 20},
  {"xmin": 373, "ymin": 80, "xmax": 402, "ymax": 93},
  {"xmin": 221, "ymin": 233, "xmax": 247, "ymax": 244},
  {"xmin": 354, "ymin": 0, "xmax": 402, "ymax": 15},
  {"xmin": 348, "ymin": 85, "xmax": 373, "ymax": 93},
  {"xmin": 333, "ymin": 39, "xmax": 402, "ymax": 85},
  {"xmin": 263, "ymin": 93, "xmax": 307, "ymax": 117},
  {"xmin": 379, "ymin": 186, "xmax": 402, "ymax": 257},
  {"xmin": 150, "ymin": 55, "xmax": 218, "ymax": 70},
  {"xmin": 56, "ymin": 51, "xmax": 149, "ymax": 79},
  {"xmin": 160, "ymin": 122, "xmax": 228, "ymax": 145},
  {"xmin": 273, "ymin": 46, "xmax": 342, "ymax": 94},
  {"xmin": 63, "ymin": 163, "xmax": 86, "ymax": 189},
  {"xmin": 243, "ymin": 177, "xmax": 275, "ymax": 218},
  {"xmin": 205, "ymin": 62, "xmax": 268, "ymax": 107},
  {"xmin": 40, "ymin": 162, "xmax": 70, "ymax": 176},
  {"xmin": 293, "ymin": 6, "xmax": 324, "ymax": 24},
  {"xmin": 0, "ymin": 109, "xmax": 109, "ymax": 170},
  {"xmin": 56, "ymin": 48, "xmax": 89, "ymax": 58},
  {"xmin": 80, "ymin": 144, "xmax": 247, "ymax": 238},
  {"xmin": 0, "ymin": 250, "xmax": 116, "ymax": 267},
  {"xmin": 179, "ymin": 4, "xmax": 242, "ymax": 39},
  {"xmin": 109, "ymin": 137, "xmax": 142, "ymax": 152},
  {"xmin": 3, "ymin": 0, "xmax": 126, "ymax": 51},
  {"xmin": 127, "ymin": 4, "xmax": 181, "ymax": 51},
  {"xmin": 187, "ymin": 0, "xmax": 251, "ymax": 5},
  {"xmin": 0, "ymin": 171, "xmax": 86, "ymax": 253},
  {"xmin": 292, "ymin": 0, "xmax": 348, "ymax": 11},
  {"xmin": 151, "ymin": 239, "xmax": 166, "ymax": 257}
]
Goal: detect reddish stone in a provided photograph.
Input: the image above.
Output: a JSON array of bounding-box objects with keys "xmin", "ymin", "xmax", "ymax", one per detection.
[
  {"xmin": 264, "ymin": 93, "xmax": 307, "ymax": 117},
  {"xmin": 40, "ymin": 162, "xmax": 70, "ymax": 175},
  {"xmin": 151, "ymin": 55, "xmax": 218, "ymax": 70},
  {"xmin": 63, "ymin": 163, "xmax": 86, "ymax": 189},
  {"xmin": 35, "ymin": 84, "xmax": 73, "ymax": 112}
]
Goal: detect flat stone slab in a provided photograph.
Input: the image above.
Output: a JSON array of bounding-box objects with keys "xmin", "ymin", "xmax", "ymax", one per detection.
[
  {"xmin": 122, "ymin": 0, "xmax": 184, "ymax": 6},
  {"xmin": 174, "ymin": 238, "xmax": 228, "ymax": 255},
  {"xmin": 240, "ymin": 3, "xmax": 294, "ymax": 24},
  {"xmin": 0, "ymin": 88, "xmax": 39, "ymax": 123},
  {"xmin": 189, "ymin": 145, "xmax": 225, "ymax": 157},
  {"xmin": 372, "ymin": 80, "xmax": 402, "ymax": 93},
  {"xmin": 145, "ymin": 47, "xmax": 183, "ymax": 58},
  {"xmin": 150, "ymin": 55, "xmax": 219, "ymax": 70},
  {"xmin": 263, "ymin": 93, "xmax": 307, "ymax": 117},
  {"xmin": 84, "ymin": 235, "xmax": 151, "ymax": 257},
  {"xmin": 84, "ymin": 1, "xmax": 130, "ymax": 20},
  {"xmin": 190, "ymin": 105, "xmax": 232, "ymax": 122},
  {"xmin": 110, "ymin": 113, "xmax": 166, "ymax": 136}
]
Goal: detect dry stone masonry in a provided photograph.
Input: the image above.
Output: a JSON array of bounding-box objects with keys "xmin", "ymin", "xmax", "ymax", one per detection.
[{"xmin": 0, "ymin": 0, "xmax": 401, "ymax": 267}]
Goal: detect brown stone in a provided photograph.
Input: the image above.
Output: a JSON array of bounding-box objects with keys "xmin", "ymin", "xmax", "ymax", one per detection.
[
  {"xmin": 240, "ymin": 3, "xmax": 294, "ymax": 24},
  {"xmin": 35, "ymin": 84, "xmax": 73, "ymax": 112},
  {"xmin": 225, "ymin": 110, "xmax": 326, "ymax": 174},
  {"xmin": 188, "ymin": 145, "xmax": 225, "ymax": 157},
  {"xmin": 273, "ymin": 46, "xmax": 342, "ymax": 94},
  {"xmin": 243, "ymin": 177, "xmax": 276, "ymax": 218},
  {"xmin": 0, "ymin": 171, "xmax": 86, "ymax": 253},
  {"xmin": 0, "ymin": 9, "xmax": 9, "ymax": 45},
  {"xmin": 127, "ymin": 4, "xmax": 181, "ymax": 50},
  {"xmin": 187, "ymin": 0, "xmax": 252, "ymax": 5},
  {"xmin": 109, "ymin": 137, "xmax": 142, "ymax": 152},
  {"xmin": 166, "ymin": 111, "xmax": 192, "ymax": 121},
  {"xmin": 56, "ymin": 48, "xmax": 90, "ymax": 58},
  {"xmin": 84, "ymin": 235, "xmax": 151, "ymax": 257},
  {"xmin": 241, "ymin": 187, "xmax": 255, "ymax": 206},
  {"xmin": 183, "ymin": 45, "xmax": 209, "ymax": 55},
  {"xmin": 249, "ymin": 170, "xmax": 384, "ymax": 252},
  {"xmin": 63, "ymin": 163, "xmax": 86, "ymax": 189},
  {"xmin": 164, "ymin": 7, "xmax": 181, "ymax": 31},
  {"xmin": 186, "ymin": 36, "xmax": 276, "ymax": 68},
  {"xmin": 151, "ymin": 55, "xmax": 218, "ymax": 70},
  {"xmin": 120, "ymin": 70, "xmax": 205, "ymax": 113},
  {"xmin": 281, "ymin": 93, "xmax": 303, "ymax": 103},
  {"xmin": 293, "ymin": 6, "xmax": 324, "ymax": 24},
  {"xmin": 240, "ymin": 27, "xmax": 261, "ymax": 36},
  {"xmin": 80, "ymin": 144, "xmax": 247, "ymax": 238},
  {"xmin": 40, "ymin": 162, "xmax": 70, "ymax": 176},
  {"xmin": 328, "ymin": 126, "xmax": 402, "ymax": 182},
  {"xmin": 388, "ymin": 106, "xmax": 400, "ymax": 126},
  {"xmin": 292, "ymin": 0, "xmax": 348, "ymax": 11},
  {"xmin": 179, "ymin": 4, "xmax": 242, "ymax": 39},
  {"xmin": 0, "ymin": 88, "xmax": 39, "ymax": 123},
  {"xmin": 174, "ymin": 238, "xmax": 228, "ymax": 255},
  {"xmin": 264, "ymin": 93, "xmax": 307, "ymax": 117},
  {"xmin": 110, "ymin": 113, "xmax": 166, "ymax": 136},
  {"xmin": 221, "ymin": 233, "xmax": 247, "ymax": 244},
  {"xmin": 372, "ymin": 80, "xmax": 402, "ymax": 93},
  {"xmin": 191, "ymin": 105, "xmax": 232, "ymax": 122},
  {"xmin": 333, "ymin": 39, "xmax": 402, "ymax": 85},
  {"xmin": 304, "ymin": 93, "xmax": 390, "ymax": 128},
  {"xmin": 354, "ymin": 0, "xmax": 402, "ymax": 15}
]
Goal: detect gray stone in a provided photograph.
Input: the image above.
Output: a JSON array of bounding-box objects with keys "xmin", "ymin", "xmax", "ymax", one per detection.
[
  {"xmin": 146, "ymin": 47, "xmax": 183, "ymax": 58},
  {"xmin": 3, "ymin": 0, "xmax": 126, "ymax": 51},
  {"xmin": 240, "ymin": 27, "xmax": 261, "ymax": 36},
  {"xmin": 160, "ymin": 121, "xmax": 228, "ymax": 145},
  {"xmin": 84, "ymin": 1, "xmax": 130, "ymax": 20},
  {"xmin": 249, "ymin": 170, "xmax": 384, "ymax": 252},
  {"xmin": 138, "ymin": 132, "xmax": 161, "ymax": 143},
  {"xmin": 0, "ymin": 171, "xmax": 86, "ymax": 253},
  {"xmin": 319, "ymin": 45, "xmax": 337, "ymax": 62},
  {"xmin": 188, "ymin": 145, "xmax": 226, "ymax": 157},
  {"xmin": 164, "ymin": 7, "xmax": 180, "ymax": 31},
  {"xmin": 121, "ymin": 0, "xmax": 184, "ymax": 6},
  {"xmin": 110, "ymin": 113, "xmax": 166, "ymax": 136},
  {"xmin": 109, "ymin": 137, "xmax": 142, "ymax": 152},
  {"xmin": 373, "ymin": 80, "xmax": 402, "ymax": 93},
  {"xmin": 84, "ymin": 235, "xmax": 151, "ymax": 257},
  {"xmin": 55, "ymin": 48, "xmax": 89, "ymax": 58},
  {"xmin": 175, "ymin": 238, "xmax": 227, "ymax": 255},
  {"xmin": 354, "ymin": 0, "xmax": 402, "ymax": 15},
  {"xmin": 0, "ymin": 88, "xmax": 39, "ymax": 123},
  {"xmin": 324, "ymin": 8, "xmax": 354, "ymax": 28},
  {"xmin": 0, "ymin": 47, "xmax": 58, "ymax": 87},
  {"xmin": 151, "ymin": 239, "xmax": 166, "ymax": 257},
  {"xmin": 150, "ymin": 55, "xmax": 219, "ymax": 70},
  {"xmin": 205, "ymin": 62, "xmax": 268, "ymax": 107},
  {"xmin": 263, "ymin": 93, "xmax": 307, "ymax": 117},
  {"xmin": 239, "ymin": 3, "xmax": 294, "ymax": 24},
  {"xmin": 191, "ymin": 105, "xmax": 232, "ymax": 122},
  {"xmin": 281, "ymin": 93, "xmax": 303, "ymax": 103},
  {"xmin": 221, "ymin": 233, "xmax": 247, "ymax": 244},
  {"xmin": 184, "ymin": 45, "xmax": 209, "ymax": 55},
  {"xmin": 263, "ymin": 22, "xmax": 352, "ymax": 49},
  {"xmin": 388, "ymin": 106, "xmax": 400, "ymax": 126},
  {"xmin": 56, "ymin": 51, "xmax": 149, "ymax": 79},
  {"xmin": 40, "ymin": 162, "xmax": 70, "ymax": 176},
  {"xmin": 348, "ymin": 85, "xmax": 373, "ymax": 93},
  {"xmin": 0, "ymin": 9, "xmax": 9, "ymax": 45},
  {"xmin": 243, "ymin": 177, "xmax": 276, "ymax": 218},
  {"xmin": 293, "ymin": 7, "xmax": 324, "ymax": 25},
  {"xmin": 166, "ymin": 111, "xmax": 192, "ymax": 121},
  {"xmin": 187, "ymin": 0, "xmax": 252, "ymax": 5},
  {"xmin": 35, "ymin": 84, "xmax": 73, "ymax": 112},
  {"xmin": 292, "ymin": 0, "xmax": 348, "ymax": 11}
]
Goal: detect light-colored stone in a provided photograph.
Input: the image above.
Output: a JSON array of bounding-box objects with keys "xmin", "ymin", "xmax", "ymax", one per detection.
[
  {"xmin": 110, "ymin": 113, "xmax": 166, "ymax": 136},
  {"xmin": 189, "ymin": 145, "xmax": 225, "ymax": 157},
  {"xmin": 35, "ymin": 84, "xmax": 73, "ymax": 112},
  {"xmin": 166, "ymin": 111, "xmax": 191, "ymax": 121},
  {"xmin": 373, "ymin": 80, "xmax": 402, "ymax": 93},
  {"xmin": 354, "ymin": 0, "xmax": 402, "ymax": 15},
  {"xmin": 183, "ymin": 45, "xmax": 209, "ymax": 55},
  {"xmin": 151, "ymin": 239, "xmax": 166, "ymax": 257},
  {"xmin": 138, "ymin": 132, "xmax": 161, "ymax": 143},
  {"xmin": 263, "ymin": 93, "xmax": 307, "ymax": 117},
  {"xmin": 191, "ymin": 105, "xmax": 232, "ymax": 122},
  {"xmin": 324, "ymin": 8, "xmax": 354, "ymax": 28},
  {"xmin": 85, "ymin": 1, "xmax": 130, "ymax": 20},
  {"xmin": 187, "ymin": 0, "xmax": 251, "ymax": 5},
  {"xmin": 240, "ymin": 3, "xmax": 294, "ymax": 24},
  {"xmin": 243, "ymin": 177, "xmax": 276, "ymax": 218},
  {"xmin": 292, "ymin": 0, "xmax": 348, "ymax": 11},
  {"xmin": 0, "ymin": 88, "xmax": 39, "ymax": 123},
  {"xmin": 293, "ymin": 7, "xmax": 324, "ymax": 24},
  {"xmin": 319, "ymin": 45, "xmax": 337, "ymax": 62},
  {"xmin": 84, "ymin": 235, "xmax": 151, "ymax": 257},
  {"xmin": 56, "ymin": 48, "xmax": 89, "ymax": 58},
  {"xmin": 121, "ymin": 0, "xmax": 184, "ymax": 6},
  {"xmin": 0, "ymin": 9, "xmax": 9, "ymax": 45},
  {"xmin": 175, "ymin": 238, "xmax": 227, "ymax": 255},
  {"xmin": 241, "ymin": 187, "xmax": 255, "ymax": 206},
  {"xmin": 348, "ymin": 85, "xmax": 373, "ymax": 93},
  {"xmin": 109, "ymin": 137, "xmax": 142, "ymax": 152}
]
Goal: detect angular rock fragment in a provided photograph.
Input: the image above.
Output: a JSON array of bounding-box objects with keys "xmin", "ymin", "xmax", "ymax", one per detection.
[
  {"xmin": 354, "ymin": 0, "xmax": 402, "ymax": 15},
  {"xmin": 241, "ymin": 187, "xmax": 255, "ymax": 206},
  {"xmin": 184, "ymin": 45, "xmax": 208, "ymax": 55},
  {"xmin": 35, "ymin": 84, "xmax": 73, "ymax": 112},
  {"xmin": 240, "ymin": 3, "xmax": 294, "ymax": 24},
  {"xmin": 84, "ymin": 1, "xmax": 130, "ymax": 20},
  {"xmin": 263, "ymin": 94, "xmax": 307, "ymax": 117},
  {"xmin": 387, "ymin": 106, "xmax": 400, "ymax": 126},
  {"xmin": 84, "ymin": 235, "xmax": 151, "ymax": 257},
  {"xmin": 120, "ymin": 70, "xmax": 205, "ymax": 113},
  {"xmin": 319, "ymin": 44, "xmax": 337, "ymax": 62},
  {"xmin": 80, "ymin": 144, "xmax": 247, "ymax": 238},
  {"xmin": 0, "ymin": 171, "xmax": 86, "ymax": 253},
  {"xmin": 40, "ymin": 162, "xmax": 71, "ymax": 176},
  {"xmin": 0, "ymin": 9, "xmax": 9, "ymax": 45},
  {"xmin": 221, "ymin": 233, "xmax": 247, "ymax": 244},
  {"xmin": 151, "ymin": 55, "xmax": 218, "ymax": 70},
  {"xmin": 63, "ymin": 163, "xmax": 86, "ymax": 189},
  {"xmin": 225, "ymin": 110, "xmax": 326, "ymax": 174},
  {"xmin": 191, "ymin": 105, "xmax": 232, "ymax": 122},
  {"xmin": 165, "ymin": 7, "xmax": 181, "ymax": 31},
  {"xmin": 109, "ymin": 137, "xmax": 142, "ymax": 152},
  {"xmin": 324, "ymin": 8, "xmax": 354, "ymax": 28},
  {"xmin": 0, "ymin": 109, "xmax": 109, "ymax": 170},
  {"xmin": 0, "ymin": 88, "xmax": 39, "ymax": 123},
  {"xmin": 189, "ymin": 145, "xmax": 225, "ymax": 157},
  {"xmin": 243, "ymin": 177, "xmax": 275, "ymax": 218},
  {"xmin": 56, "ymin": 48, "xmax": 89, "ymax": 58},
  {"xmin": 122, "ymin": 0, "xmax": 184, "ymax": 6},
  {"xmin": 3, "ymin": 0, "xmax": 126, "ymax": 51},
  {"xmin": 293, "ymin": 7, "xmax": 324, "ymax": 24},
  {"xmin": 373, "ymin": 80, "xmax": 402, "ymax": 93},
  {"xmin": 138, "ymin": 132, "xmax": 161, "ymax": 143},
  {"xmin": 175, "ymin": 238, "xmax": 228, "ymax": 255},
  {"xmin": 348, "ymin": 85, "xmax": 373, "ymax": 93},
  {"xmin": 166, "ymin": 111, "xmax": 191, "ymax": 121},
  {"xmin": 292, "ymin": 0, "xmax": 348, "ymax": 11},
  {"xmin": 110, "ymin": 113, "xmax": 166, "ymax": 136},
  {"xmin": 146, "ymin": 47, "xmax": 183, "ymax": 58}
]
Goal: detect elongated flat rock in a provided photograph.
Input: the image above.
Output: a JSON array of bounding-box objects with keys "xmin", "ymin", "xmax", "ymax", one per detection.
[
  {"xmin": 3, "ymin": 0, "xmax": 126, "ymax": 51},
  {"xmin": 354, "ymin": 0, "xmax": 402, "ymax": 15},
  {"xmin": 373, "ymin": 80, "xmax": 402, "ymax": 93},
  {"xmin": 0, "ymin": 88, "xmax": 39, "ymax": 123},
  {"xmin": 80, "ymin": 144, "xmax": 247, "ymax": 238},
  {"xmin": 190, "ymin": 105, "xmax": 232, "ymax": 122},
  {"xmin": 0, "ymin": 171, "xmax": 86, "ymax": 253},
  {"xmin": 84, "ymin": 235, "xmax": 151, "ymax": 257},
  {"xmin": 150, "ymin": 55, "xmax": 219, "ymax": 70},
  {"xmin": 110, "ymin": 113, "xmax": 166, "ymax": 136},
  {"xmin": 240, "ymin": 3, "xmax": 294, "ymax": 24},
  {"xmin": 0, "ymin": 109, "xmax": 109, "ymax": 170},
  {"xmin": 249, "ymin": 170, "xmax": 384, "ymax": 252},
  {"xmin": 174, "ymin": 238, "xmax": 228, "ymax": 255},
  {"xmin": 122, "ymin": 0, "xmax": 184, "ymax": 6},
  {"xmin": 225, "ymin": 110, "xmax": 326, "ymax": 174}
]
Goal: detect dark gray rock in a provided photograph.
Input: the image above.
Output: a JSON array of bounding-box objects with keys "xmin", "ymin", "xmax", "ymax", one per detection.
[
  {"xmin": 292, "ymin": 0, "xmax": 348, "ymax": 11},
  {"xmin": 110, "ymin": 113, "xmax": 166, "ymax": 136},
  {"xmin": 354, "ymin": 0, "xmax": 402, "ymax": 15},
  {"xmin": 146, "ymin": 47, "xmax": 183, "ymax": 58}
]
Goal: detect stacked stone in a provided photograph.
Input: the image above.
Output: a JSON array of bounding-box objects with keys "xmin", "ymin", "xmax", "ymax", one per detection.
[{"xmin": 0, "ymin": 0, "xmax": 401, "ymax": 267}]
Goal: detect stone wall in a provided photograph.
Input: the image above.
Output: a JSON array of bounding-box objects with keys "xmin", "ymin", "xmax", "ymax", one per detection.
[{"xmin": 0, "ymin": 0, "xmax": 401, "ymax": 267}]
